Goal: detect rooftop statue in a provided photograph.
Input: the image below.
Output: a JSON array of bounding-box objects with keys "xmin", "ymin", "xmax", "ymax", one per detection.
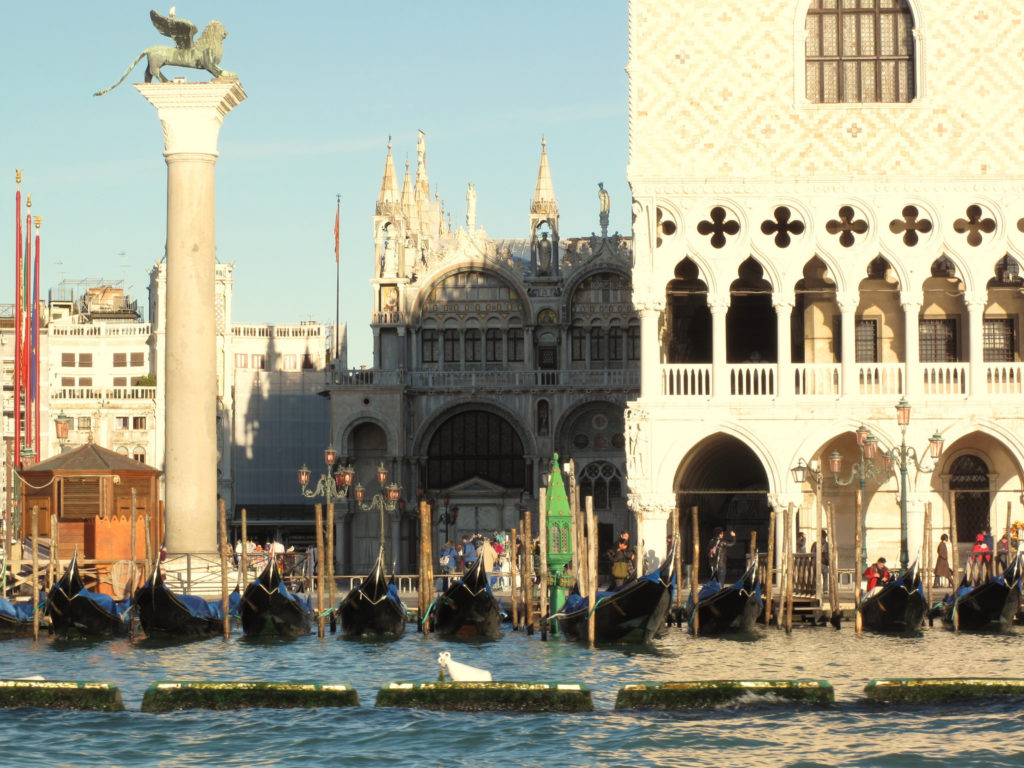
[{"xmin": 94, "ymin": 9, "xmax": 235, "ymax": 96}]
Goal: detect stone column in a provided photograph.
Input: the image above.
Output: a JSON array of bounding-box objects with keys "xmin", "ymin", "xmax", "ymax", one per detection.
[
  {"xmin": 839, "ymin": 300, "xmax": 857, "ymax": 397},
  {"xmin": 629, "ymin": 494, "xmax": 675, "ymax": 569},
  {"xmin": 710, "ymin": 299, "xmax": 729, "ymax": 398},
  {"xmin": 901, "ymin": 298, "xmax": 921, "ymax": 398},
  {"xmin": 137, "ymin": 80, "xmax": 246, "ymax": 554},
  {"xmin": 966, "ymin": 299, "xmax": 986, "ymax": 397},
  {"xmin": 773, "ymin": 297, "xmax": 793, "ymax": 398},
  {"xmin": 638, "ymin": 301, "xmax": 662, "ymax": 398}
]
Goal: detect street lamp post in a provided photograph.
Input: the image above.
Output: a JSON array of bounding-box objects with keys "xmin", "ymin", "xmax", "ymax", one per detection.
[
  {"xmin": 828, "ymin": 425, "xmax": 886, "ymax": 574},
  {"xmin": 298, "ymin": 444, "xmax": 354, "ymax": 505},
  {"xmin": 879, "ymin": 399, "xmax": 945, "ymax": 571},
  {"xmin": 54, "ymin": 411, "xmax": 72, "ymax": 452},
  {"xmin": 353, "ymin": 463, "xmax": 403, "ymax": 551}
]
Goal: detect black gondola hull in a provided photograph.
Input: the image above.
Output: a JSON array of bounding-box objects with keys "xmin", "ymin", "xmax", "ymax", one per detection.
[
  {"xmin": 860, "ymin": 585, "xmax": 926, "ymax": 632},
  {"xmin": 338, "ymin": 547, "xmax": 407, "ymax": 639},
  {"xmin": 240, "ymin": 560, "xmax": 313, "ymax": 638},
  {"xmin": 691, "ymin": 562, "xmax": 762, "ymax": 635},
  {"xmin": 45, "ymin": 555, "xmax": 130, "ymax": 639},
  {"xmin": 134, "ymin": 572, "xmax": 223, "ymax": 639},
  {"xmin": 560, "ymin": 580, "xmax": 673, "ymax": 643},
  {"xmin": 431, "ymin": 557, "xmax": 501, "ymax": 640},
  {"xmin": 943, "ymin": 582, "xmax": 1020, "ymax": 630}
]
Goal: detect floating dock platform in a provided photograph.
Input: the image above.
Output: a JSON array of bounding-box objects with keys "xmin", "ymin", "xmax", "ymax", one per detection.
[
  {"xmin": 865, "ymin": 678, "xmax": 1024, "ymax": 704},
  {"xmin": 0, "ymin": 679, "xmax": 125, "ymax": 711},
  {"xmin": 141, "ymin": 681, "xmax": 359, "ymax": 711},
  {"xmin": 615, "ymin": 680, "xmax": 834, "ymax": 709},
  {"xmin": 376, "ymin": 681, "xmax": 593, "ymax": 712}
]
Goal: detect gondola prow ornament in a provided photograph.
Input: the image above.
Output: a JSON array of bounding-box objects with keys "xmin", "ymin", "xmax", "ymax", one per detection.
[{"xmin": 94, "ymin": 9, "xmax": 236, "ymax": 96}]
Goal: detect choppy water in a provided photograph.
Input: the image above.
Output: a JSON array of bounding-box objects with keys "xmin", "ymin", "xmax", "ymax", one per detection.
[{"xmin": 1, "ymin": 623, "xmax": 1023, "ymax": 768}]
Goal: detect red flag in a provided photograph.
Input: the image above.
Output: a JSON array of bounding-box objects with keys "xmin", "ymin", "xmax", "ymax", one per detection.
[{"xmin": 334, "ymin": 201, "xmax": 340, "ymax": 262}]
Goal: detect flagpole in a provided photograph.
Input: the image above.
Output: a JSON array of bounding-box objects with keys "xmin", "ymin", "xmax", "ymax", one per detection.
[
  {"xmin": 32, "ymin": 216, "xmax": 41, "ymax": 457},
  {"xmin": 23, "ymin": 207, "xmax": 32, "ymax": 453},
  {"xmin": 13, "ymin": 174, "xmax": 22, "ymax": 467},
  {"xmin": 335, "ymin": 194, "xmax": 341, "ymax": 375}
]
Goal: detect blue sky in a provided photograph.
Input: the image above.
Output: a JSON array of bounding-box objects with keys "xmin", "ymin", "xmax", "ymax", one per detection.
[{"xmin": 2, "ymin": 2, "xmax": 630, "ymax": 367}]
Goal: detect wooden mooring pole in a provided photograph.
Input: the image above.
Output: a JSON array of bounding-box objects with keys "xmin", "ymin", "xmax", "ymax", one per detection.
[
  {"xmin": 418, "ymin": 500, "xmax": 432, "ymax": 635},
  {"xmin": 327, "ymin": 502, "xmax": 336, "ymax": 618},
  {"xmin": 218, "ymin": 497, "xmax": 230, "ymax": 640},
  {"xmin": 314, "ymin": 503, "xmax": 325, "ymax": 638},
  {"xmin": 949, "ymin": 491, "xmax": 959, "ymax": 632},
  {"xmin": 524, "ymin": 507, "xmax": 534, "ymax": 635},
  {"xmin": 586, "ymin": 496, "xmax": 597, "ymax": 649},
  {"xmin": 240, "ymin": 508, "xmax": 248, "ymax": 591},
  {"xmin": 130, "ymin": 491, "xmax": 137, "ymax": 642},
  {"xmin": 510, "ymin": 527, "xmax": 520, "ymax": 631},
  {"xmin": 854, "ymin": 488, "xmax": 863, "ymax": 633},
  {"xmin": 31, "ymin": 506, "xmax": 39, "ymax": 642},
  {"xmin": 826, "ymin": 501, "xmax": 840, "ymax": 626},
  {"xmin": 784, "ymin": 503, "xmax": 794, "ymax": 634},
  {"xmin": 765, "ymin": 505, "xmax": 776, "ymax": 626},
  {"xmin": 924, "ymin": 502, "xmax": 933, "ymax": 613},
  {"xmin": 690, "ymin": 505, "xmax": 700, "ymax": 637},
  {"xmin": 538, "ymin": 486, "xmax": 548, "ymax": 641}
]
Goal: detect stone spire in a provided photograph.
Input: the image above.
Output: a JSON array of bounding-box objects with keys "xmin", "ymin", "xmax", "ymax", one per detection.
[
  {"xmin": 415, "ymin": 129, "xmax": 430, "ymax": 201},
  {"xmin": 531, "ymin": 137, "xmax": 558, "ymax": 217},
  {"xmin": 401, "ymin": 157, "xmax": 418, "ymax": 231},
  {"xmin": 376, "ymin": 137, "xmax": 400, "ymax": 217}
]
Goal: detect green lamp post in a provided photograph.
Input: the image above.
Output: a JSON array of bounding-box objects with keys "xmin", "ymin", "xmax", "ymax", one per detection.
[{"xmin": 545, "ymin": 453, "xmax": 573, "ymax": 630}]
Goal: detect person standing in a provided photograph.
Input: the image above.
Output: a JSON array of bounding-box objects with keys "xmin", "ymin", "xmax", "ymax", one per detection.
[
  {"xmin": 811, "ymin": 529, "xmax": 830, "ymax": 586},
  {"xmin": 462, "ymin": 535, "xmax": 479, "ymax": 571},
  {"xmin": 934, "ymin": 533, "xmax": 954, "ymax": 587},
  {"xmin": 708, "ymin": 527, "xmax": 736, "ymax": 584}
]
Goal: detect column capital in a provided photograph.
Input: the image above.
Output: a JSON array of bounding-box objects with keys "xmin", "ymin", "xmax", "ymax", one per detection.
[
  {"xmin": 636, "ymin": 299, "xmax": 665, "ymax": 314},
  {"xmin": 771, "ymin": 291, "xmax": 795, "ymax": 311},
  {"xmin": 899, "ymin": 290, "xmax": 923, "ymax": 309},
  {"xmin": 627, "ymin": 492, "xmax": 676, "ymax": 520},
  {"xmin": 136, "ymin": 79, "xmax": 247, "ymax": 156},
  {"xmin": 836, "ymin": 295, "xmax": 858, "ymax": 314}
]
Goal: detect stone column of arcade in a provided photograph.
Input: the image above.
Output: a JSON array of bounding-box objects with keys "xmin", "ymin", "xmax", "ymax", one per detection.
[{"xmin": 137, "ymin": 79, "xmax": 247, "ymax": 555}]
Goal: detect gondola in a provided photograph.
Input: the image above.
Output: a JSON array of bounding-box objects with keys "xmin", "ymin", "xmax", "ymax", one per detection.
[
  {"xmin": 939, "ymin": 552, "xmax": 1023, "ymax": 631},
  {"xmin": 550, "ymin": 541, "xmax": 676, "ymax": 644},
  {"xmin": 134, "ymin": 566, "xmax": 236, "ymax": 639},
  {"xmin": 689, "ymin": 557, "xmax": 762, "ymax": 635},
  {"xmin": 429, "ymin": 554, "xmax": 501, "ymax": 640},
  {"xmin": 0, "ymin": 593, "xmax": 39, "ymax": 638},
  {"xmin": 240, "ymin": 555, "xmax": 313, "ymax": 638},
  {"xmin": 337, "ymin": 545, "xmax": 407, "ymax": 639},
  {"xmin": 45, "ymin": 551, "xmax": 131, "ymax": 639},
  {"xmin": 859, "ymin": 558, "xmax": 926, "ymax": 632}
]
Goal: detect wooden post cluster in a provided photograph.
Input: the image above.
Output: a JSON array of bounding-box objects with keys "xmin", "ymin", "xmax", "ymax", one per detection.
[
  {"xmin": 765, "ymin": 506, "xmax": 776, "ymax": 626},
  {"xmin": 240, "ymin": 508, "xmax": 248, "ymax": 591},
  {"xmin": 538, "ymin": 486, "xmax": 549, "ymax": 641},
  {"xmin": 326, "ymin": 503, "xmax": 336, "ymax": 612},
  {"xmin": 690, "ymin": 506, "xmax": 700, "ymax": 637},
  {"xmin": 854, "ymin": 488, "xmax": 863, "ymax": 633},
  {"xmin": 826, "ymin": 501, "xmax": 840, "ymax": 623},
  {"xmin": 586, "ymin": 496, "xmax": 597, "ymax": 649},
  {"xmin": 218, "ymin": 497, "xmax": 230, "ymax": 640},
  {"xmin": 524, "ymin": 507, "xmax": 534, "ymax": 634},
  {"xmin": 314, "ymin": 503, "xmax": 325, "ymax": 638},
  {"xmin": 418, "ymin": 500, "xmax": 432, "ymax": 635},
  {"xmin": 31, "ymin": 506, "xmax": 39, "ymax": 642}
]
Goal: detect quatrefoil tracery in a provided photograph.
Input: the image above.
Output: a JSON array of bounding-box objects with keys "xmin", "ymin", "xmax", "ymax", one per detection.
[{"xmin": 696, "ymin": 206, "xmax": 740, "ymax": 249}]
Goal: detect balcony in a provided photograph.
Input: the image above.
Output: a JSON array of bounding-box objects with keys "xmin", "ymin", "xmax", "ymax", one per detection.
[
  {"xmin": 330, "ymin": 368, "xmax": 640, "ymax": 392},
  {"xmin": 51, "ymin": 387, "xmax": 157, "ymax": 402}
]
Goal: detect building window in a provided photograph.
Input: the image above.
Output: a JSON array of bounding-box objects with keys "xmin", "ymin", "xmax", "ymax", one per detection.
[
  {"xmin": 61, "ymin": 377, "xmax": 75, "ymax": 387},
  {"xmin": 113, "ymin": 377, "xmax": 127, "ymax": 387},
  {"xmin": 919, "ymin": 318, "xmax": 958, "ymax": 363},
  {"xmin": 283, "ymin": 354, "xmax": 297, "ymax": 370},
  {"xmin": 131, "ymin": 376, "xmax": 144, "ymax": 386},
  {"xmin": 443, "ymin": 329, "xmax": 461, "ymax": 364},
  {"xmin": 608, "ymin": 327, "xmax": 623, "ymax": 364},
  {"xmin": 113, "ymin": 353, "xmax": 127, "ymax": 368},
  {"xmin": 571, "ymin": 326, "xmax": 586, "ymax": 361},
  {"xmin": 627, "ymin": 323, "xmax": 640, "ymax": 361},
  {"xmin": 855, "ymin": 318, "xmax": 879, "ymax": 363},
  {"xmin": 507, "ymin": 328, "xmax": 524, "ymax": 362},
  {"xmin": 78, "ymin": 377, "xmax": 93, "ymax": 387},
  {"xmin": 251, "ymin": 354, "xmax": 266, "ymax": 370},
  {"xmin": 61, "ymin": 353, "xmax": 75, "ymax": 367},
  {"xmin": 133, "ymin": 416, "xmax": 147, "ymax": 430},
  {"xmin": 234, "ymin": 353, "xmax": 248, "ymax": 368},
  {"xmin": 115, "ymin": 416, "xmax": 129, "ymax": 430},
  {"xmin": 422, "ymin": 329, "xmax": 438, "ymax": 363},
  {"xmin": 130, "ymin": 352, "xmax": 144, "ymax": 367},
  {"xmin": 485, "ymin": 329, "xmax": 503, "ymax": 363},
  {"xmin": 77, "ymin": 417, "xmax": 91, "ymax": 430},
  {"xmin": 805, "ymin": 0, "xmax": 915, "ymax": 104},
  {"xmin": 78, "ymin": 353, "xmax": 92, "ymax": 368},
  {"xmin": 590, "ymin": 327, "xmax": 606, "ymax": 363},
  {"xmin": 983, "ymin": 319, "xmax": 1015, "ymax": 363},
  {"xmin": 465, "ymin": 329, "xmax": 482, "ymax": 363},
  {"xmin": 132, "ymin": 451, "xmax": 146, "ymax": 464}
]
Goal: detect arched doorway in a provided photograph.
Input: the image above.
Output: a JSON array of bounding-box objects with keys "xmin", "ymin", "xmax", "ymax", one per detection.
[
  {"xmin": 675, "ymin": 434, "xmax": 770, "ymax": 580},
  {"xmin": 346, "ymin": 422, "xmax": 388, "ymax": 573},
  {"xmin": 949, "ymin": 454, "xmax": 990, "ymax": 544}
]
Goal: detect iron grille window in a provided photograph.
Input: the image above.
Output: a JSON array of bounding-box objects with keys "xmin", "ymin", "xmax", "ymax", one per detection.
[
  {"xmin": 805, "ymin": 0, "xmax": 915, "ymax": 104},
  {"xmin": 919, "ymin": 318, "xmax": 958, "ymax": 363},
  {"xmin": 507, "ymin": 328, "xmax": 524, "ymax": 362},
  {"xmin": 855, "ymin": 318, "xmax": 878, "ymax": 363},
  {"xmin": 950, "ymin": 454, "xmax": 990, "ymax": 544},
  {"xmin": 983, "ymin": 318, "xmax": 1015, "ymax": 363},
  {"xmin": 485, "ymin": 329, "xmax": 503, "ymax": 363},
  {"xmin": 421, "ymin": 329, "xmax": 438, "ymax": 363}
]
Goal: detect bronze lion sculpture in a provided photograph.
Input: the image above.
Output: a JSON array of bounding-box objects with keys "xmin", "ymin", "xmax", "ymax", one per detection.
[{"xmin": 95, "ymin": 10, "xmax": 235, "ymax": 96}]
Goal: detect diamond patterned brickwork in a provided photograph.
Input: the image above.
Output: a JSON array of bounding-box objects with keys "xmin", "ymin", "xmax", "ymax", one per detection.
[{"xmin": 628, "ymin": 1, "xmax": 1024, "ymax": 181}]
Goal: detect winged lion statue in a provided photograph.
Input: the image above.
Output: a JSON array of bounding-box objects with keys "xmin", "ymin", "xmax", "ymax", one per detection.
[{"xmin": 94, "ymin": 9, "xmax": 236, "ymax": 96}]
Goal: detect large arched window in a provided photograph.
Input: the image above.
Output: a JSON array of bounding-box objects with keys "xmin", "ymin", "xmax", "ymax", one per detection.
[
  {"xmin": 426, "ymin": 410, "xmax": 525, "ymax": 489},
  {"xmin": 805, "ymin": 0, "xmax": 915, "ymax": 104}
]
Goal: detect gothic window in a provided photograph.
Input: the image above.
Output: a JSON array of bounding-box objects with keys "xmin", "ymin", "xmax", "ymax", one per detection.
[
  {"xmin": 507, "ymin": 328, "xmax": 524, "ymax": 362},
  {"xmin": 485, "ymin": 328, "xmax": 503, "ymax": 363},
  {"xmin": 443, "ymin": 329, "xmax": 461, "ymax": 364},
  {"xmin": 983, "ymin": 319, "xmax": 1015, "ymax": 363},
  {"xmin": 422, "ymin": 329, "xmax": 438, "ymax": 363},
  {"xmin": 577, "ymin": 462, "xmax": 623, "ymax": 511},
  {"xmin": 627, "ymin": 322, "xmax": 640, "ymax": 361},
  {"xmin": 919, "ymin": 318, "xmax": 958, "ymax": 363},
  {"xmin": 805, "ymin": 0, "xmax": 915, "ymax": 104},
  {"xmin": 465, "ymin": 328, "xmax": 482, "ymax": 363}
]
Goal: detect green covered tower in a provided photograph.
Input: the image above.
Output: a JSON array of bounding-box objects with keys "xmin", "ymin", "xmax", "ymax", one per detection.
[{"xmin": 545, "ymin": 453, "xmax": 574, "ymax": 621}]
